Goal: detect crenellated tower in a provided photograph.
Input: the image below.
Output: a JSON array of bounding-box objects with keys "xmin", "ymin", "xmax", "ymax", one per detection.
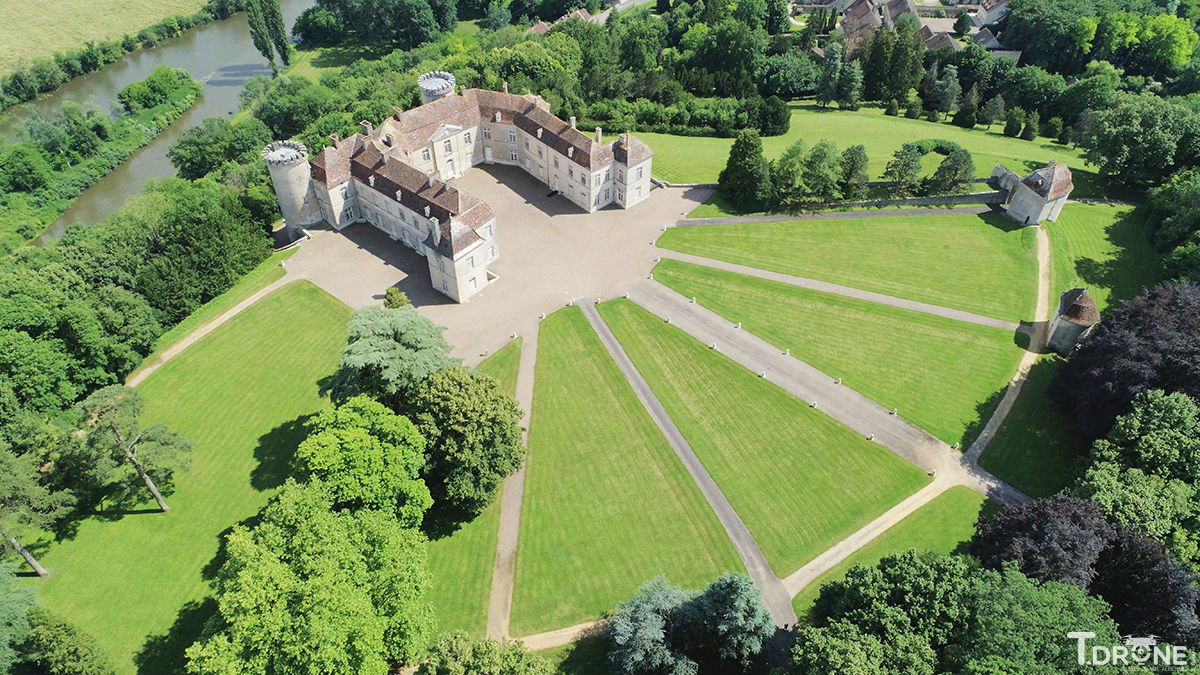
[{"xmin": 262, "ymin": 140, "xmax": 317, "ymax": 240}]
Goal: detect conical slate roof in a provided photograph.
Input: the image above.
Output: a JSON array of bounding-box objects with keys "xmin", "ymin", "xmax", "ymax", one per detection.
[{"xmin": 1058, "ymin": 288, "xmax": 1100, "ymax": 326}]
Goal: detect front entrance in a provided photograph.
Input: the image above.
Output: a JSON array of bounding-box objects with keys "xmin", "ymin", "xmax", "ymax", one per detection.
[{"xmin": 484, "ymin": 147, "xmax": 493, "ymax": 163}]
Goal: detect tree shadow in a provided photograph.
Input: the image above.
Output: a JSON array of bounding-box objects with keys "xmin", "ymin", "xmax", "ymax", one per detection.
[
  {"xmin": 959, "ymin": 384, "xmax": 1008, "ymax": 452},
  {"xmin": 1071, "ymin": 209, "xmax": 1159, "ymax": 308},
  {"xmin": 421, "ymin": 501, "xmax": 476, "ymax": 542},
  {"xmin": 134, "ymin": 597, "xmax": 217, "ymax": 675},
  {"xmin": 552, "ymin": 632, "xmax": 613, "ymax": 674},
  {"xmin": 303, "ymin": 43, "xmax": 393, "ymax": 71},
  {"xmin": 250, "ymin": 413, "xmax": 314, "ymax": 491}
]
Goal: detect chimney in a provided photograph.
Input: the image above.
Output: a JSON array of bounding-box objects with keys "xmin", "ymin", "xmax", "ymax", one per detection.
[
  {"xmin": 595, "ymin": 126, "xmax": 602, "ymax": 143},
  {"xmin": 495, "ymin": 112, "xmax": 501, "ymax": 122},
  {"xmin": 428, "ymin": 174, "xmax": 436, "ymax": 188},
  {"xmin": 503, "ymin": 81, "xmax": 509, "ymax": 94},
  {"xmin": 570, "ymin": 116, "xmax": 577, "ymax": 129},
  {"xmin": 329, "ymin": 133, "xmax": 339, "ymax": 146},
  {"xmin": 431, "ymin": 217, "xmax": 441, "ymax": 245},
  {"xmin": 393, "ymin": 106, "xmax": 404, "ymax": 122},
  {"xmin": 458, "ymin": 85, "xmax": 465, "ymax": 96},
  {"xmin": 360, "ymin": 120, "xmax": 373, "ymax": 136}
]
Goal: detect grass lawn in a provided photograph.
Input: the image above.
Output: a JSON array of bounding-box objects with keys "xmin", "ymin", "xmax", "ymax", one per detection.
[
  {"xmin": 29, "ymin": 281, "xmax": 351, "ymax": 674},
  {"xmin": 424, "ymin": 339, "xmax": 520, "ymax": 636},
  {"xmin": 658, "ymin": 211, "xmax": 1038, "ymax": 322},
  {"xmin": 640, "ymin": 102, "xmax": 1098, "ymax": 192},
  {"xmin": 0, "ymin": 0, "xmax": 207, "ymax": 74},
  {"xmin": 653, "ymin": 259, "xmax": 1023, "ymax": 446},
  {"xmin": 1045, "ymin": 202, "xmax": 1161, "ymax": 312},
  {"xmin": 126, "ymin": 250, "xmax": 295, "ymax": 382},
  {"xmin": 510, "ymin": 307, "xmax": 742, "ymax": 636},
  {"xmin": 540, "ymin": 633, "xmax": 613, "ymax": 674},
  {"xmin": 598, "ymin": 299, "xmax": 929, "ymax": 576},
  {"xmin": 790, "ymin": 486, "xmax": 992, "ymax": 619},
  {"xmin": 977, "ymin": 356, "xmax": 1084, "ymax": 498}
]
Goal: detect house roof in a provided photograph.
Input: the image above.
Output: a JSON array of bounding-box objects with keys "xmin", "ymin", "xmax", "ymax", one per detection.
[
  {"xmin": 883, "ymin": 0, "xmax": 916, "ymax": 24},
  {"xmin": 614, "ymin": 134, "xmax": 652, "ymax": 165},
  {"xmin": 924, "ymin": 32, "xmax": 963, "ymax": 51},
  {"xmin": 1058, "ymin": 288, "xmax": 1100, "ymax": 326},
  {"xmin": 973, "ymin": 26, "xmax": 996, "ymax": 43},
  {"xmin": 1023, "ymin": 160, "xmax": 1073, "ymax": 201},
  {"xmin": 842, "ymin": 0, "xmax": 881, "ymax": 32},
  {"xmin": 525, "ymin": 20, "xmax": 550, "ymax": 34}
]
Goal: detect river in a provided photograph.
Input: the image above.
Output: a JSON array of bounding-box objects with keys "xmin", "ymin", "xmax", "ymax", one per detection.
[{"xmin": 1, "ymin": 0, "xmax": 313, "ymax": 245}]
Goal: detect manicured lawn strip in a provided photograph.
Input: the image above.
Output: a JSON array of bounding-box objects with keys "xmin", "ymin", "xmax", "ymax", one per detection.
[
  {"xmin": 598, "ymin": 299, "xmax": 929, "ymax": 576},
  {"xmin": 31, "ymin": 281, "xmax": 351, "ymax": 674},
  {"xmin": 424, "ymin": 338, "xmax": 522, "ymax": 635},
  {"xmin": 658, "ymin": 212, "xmax": 1038, "ymax": 322},
  {"xmin": 1045, "ymin": 202, "xmax": 1161, "ymax": 313},
  {"xmin": 0, "ymin": 0, "xmax": 206, "ymax": 73},
  {"xmin": 977, "ymin": 356, "xmax": 1085, "ymax": 498},
  {"xmin": 510, "ymin": 307, "xmax": 742, "ymax": 636},
  {"xmin": 640, "ymin": 102, "xmax": 1096, "ymax": 192},
  {"xmin": 653, "ymin": 259, "xmax": 1022, "ymax": 446},
  {"xmin": 791, "ymin": 486, "xmax": 991, "ymax": 619},
  {"xmin": 127, "ymin": 249, "xmax": 296, "ymax": 381}
]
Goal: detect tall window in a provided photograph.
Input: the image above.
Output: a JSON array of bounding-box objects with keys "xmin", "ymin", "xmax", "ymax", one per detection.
[
  {"xmin": 604, "ymin": 169, "xmax": 611, "ymax": 182},
  {"xmin": 422, "ymin": 148, "xmax": 431, "ymax": 161},
  {"xmin": 595, "ymin": 174, "xmax": 601, "ymax": 186},
  {"xmin": 508, "ymin": 131, "xmax": 516, "ymax": 143},
  {"xmin": 568, "ymin": 167, "xmax": 574, "ymax": 178},
  {"xmin": 524, "ymin": 139, "xmax": 530, "ymax": 149},
  {"xmin": 467, "ymin": 256, "xmax": 475, "ymax": 270},
  {"xmin": 537, "ymin": 147, "xmax": 543, "ymax": 158},
  {"xmin": 444, "ymin": 140, "xmax": 452, "ymax": 153},
  {"xmin": 464, "ymin": 132, "xmax": 472, "ymax": 144},
  {"xmin": 637, "ymin": 167, "xmax": 644, "ymax": 179},
  {"xmin": 510, "ymin": 151, "xmax": 518, "ymax": 162},
  {"xmin": 553, "ymin": 157, "xmax": 559, "ymax": 169},
  {"xmin": 483, "ymin": 128, "xmax": 492, "ymax": 139}
]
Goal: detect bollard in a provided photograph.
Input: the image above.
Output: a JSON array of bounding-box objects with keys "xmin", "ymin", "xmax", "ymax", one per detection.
[
  {"xmin": 784, "ymin": 348, "xmax": 790, "ymax": 356},
  {"xmin": 734, "ymin": 321, "xmax": 741, "ymax": 329},
  {"xmin": 624, "ymin": 292, "xmax": 630, "ymax": 298},
  {"xmin": 511, "ymin": 332, "xmax": 518, "ymax": 339},
  {"xmin": 811, "ymin": 401, "xmax": 818, "ymax": 408},
  {"xmin": 710, "ymin": 343, "xmax": 717, "ymax": 350},
  {"xmin": 666, "ymin": 316, "xmax": 671, "ymax": 324},
  {"xmin": 952, "ymin": 442, "xmax": 960, "ymax": 450},
  {"xmin": 656, "ymin": 256, "xmax": 661, "ymax": 262},
  {"xmin": 482, "ymin": 349, "xmax": 489, "ymax": 357},
  {"xmin": 890, "ymin": 408, "xmax": 898, "ymax": 416},
  {"xmin": 648, "ymin": 273, "xmax": 654, "ymax": 280},
  {"xmin": 540, "ymin": 313, "xmax": 545, "ymax": 319},
  {"xmin": 835, "ymin": 377, "xmax": 842, "ymax": 385},
  {"xmin": 867, "ymin": 434, "xmax": 875, "ymax": 441},
  {"xmin": 690, "ymin": 297, "xmax": 696, "ymax": 304},
  {"xmin": 759, "ymin": 371, "xmax": 766, "ymax": 378}
]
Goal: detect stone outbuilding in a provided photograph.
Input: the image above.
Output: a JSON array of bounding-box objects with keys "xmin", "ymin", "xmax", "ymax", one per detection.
[
  {"xmin": 991, "ymin": 160, "xmax": 1074, "ymax": 225},
  {"xmin": 1047, "ymin": 288, "xmax": 1100, "ymax": 354}
]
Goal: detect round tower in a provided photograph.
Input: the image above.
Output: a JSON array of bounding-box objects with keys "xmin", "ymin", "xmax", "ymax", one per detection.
[
  {"xmin": 262, "ymin": 141, "xmax": 313, "ymax": 240},
  {"xmin": 417, "ymin": 71, "xmax": 456, "ymax": 105}
]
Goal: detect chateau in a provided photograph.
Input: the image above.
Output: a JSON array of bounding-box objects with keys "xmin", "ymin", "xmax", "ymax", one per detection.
[{"xmin": 263, "ymin": 71, "xmax": 655, "ymax": 303}]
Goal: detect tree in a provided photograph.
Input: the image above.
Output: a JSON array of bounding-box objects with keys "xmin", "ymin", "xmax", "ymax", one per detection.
[
  {"xmin": 884, "ymin": 99, "xmax": 899, "ymax": 116},
  {"xmin": 260, "ymin": 0, "xmax": 292, "ymax": 66},
  {"xmin": 292, "ymin": 7, "xmax": 342, "ymax": 45},
  {"xmin": 168, "ymin": 117, "xmax": 273, "ymax": 180},
  {"xmin": 244, "ymin": 0, "xmax": 279, "ymax": 74},
  {"xmin": 732, "ymin": 0, "xmax": 766, "ymax": 29},
  {"xmin": 883, "ymin": 142, "xmax": 924, "ymax": 196},
  {"xmin": 927, "ymin": 147, "xmax": 974, "ymax": 193},
  {"xmin": 1079, "ymin": 92, "xmax": 1200, "ymax": 187},
  {"xmin": 294, "ymin": 395, "xmax": 432, "ymax": 526},
  {"xmin": 759, "ymin": 95, "xmax": 790, "ymax": 136},
  {"xmin": 839, "ymin": 144, "xmax": 869, "ymax": 200},
  {"xmin": 1020, "ymin": 110, "xmax": 1040, "ymax": 140},
  {"xmin": 953, "ymin": 12, "xmax": 971, "ymax": 36},
  {"xmin": 1052, "ymin": 281, "xmax": 1200, "ymax": 438},
  {"xmin": 792, "ymin": 620, "xmax": 886, "ymax": 675},
  {"xmin": 76, "ymin": 385, "xmax": 191, "ymax": 512},
  {"xmin": 0, "ymin": 446, "xmax": 72, "ymax": 576},
  {"xmin": 0, "ymin": 563, "xmax": 32, "ymax": 674},
  {"xmin": 863, "ymin": 27, "xmax": 895, "ymax": 102},
  {"xmin": 815, "ymin": 43, "xmax": 843, "ymax": 107},
  {"xmin": 1146, "ymin": 168, "xmax": 1200, "ymax": 249},
  {"xmin": 951, "ymin": 102, "xmax": 976, "ymax": 128},
  {"xmin": 608, "ymin": 573, "xmax": 772, "ymax": 674},
  {"xmin": 769, "ymin": 139, "xmax": 806, "ymax": 208},
  {"xmin": 480, "ymin": 2, "xmax": 512, "ymax": 30},
  {"xmin": 21, "ymin": 607, "xmax": 115, "ymax": 675},
  {"xmin": 932, "ymin": 64, "xmax": 961, "ymax": 112},
  {"xmin": 330, "ymin": 305, "xmax": 460, "ymax": 410},
  {"xmin": 186, "ymin": 481, "xmax": 434, "ymax": 674},
  {"xmin": 979, "ymin": 95, "xmax": 1005, "ymax": 129},
  {"xmin": 1003, "ymin": 106, "xmax": 1025, "ymax": 137},
  {"xmin": 384, "ymin": 287, "xmax": 410, "ymax": 308},
  {"xmin": 718, "ymin": 129, "xmax": 772, "ymax": 211},
  {"xmin": 765, "ymin": 0, "xmax": 787, "ymax": 35},
  {"xmin": 836, "ymin": 60, "xmax": 863, "ymax": 110},
  {"xmin": 0, "ymin": 144, "xmax": 52, "ymax": 193},
  {"xmin": 801, "ymin": 140, "xmax": 843, "ymax": 202},
  {"xmin": 407, "ymin": 367, "xmax": 523, "ymax": 516},
  {"xmin": 417, "ymin": 632, "xmax": 553, "ymax": 675}
]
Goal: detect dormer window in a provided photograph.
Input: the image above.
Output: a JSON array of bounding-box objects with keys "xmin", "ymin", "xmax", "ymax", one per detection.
[
  {"xmin": 422, "ymin": 149, "xmax": 431, "ymax": 161},
  {"xmin": 567, "ymin": 147, "xmax": 574, "ymax": 159},
  {"xmin": 537, "ymin": 128, "xmax": 543, "ymax": 139},
  {"xmin": 495, "ymin": 112, "xmax": 501, "ymax": 122}
]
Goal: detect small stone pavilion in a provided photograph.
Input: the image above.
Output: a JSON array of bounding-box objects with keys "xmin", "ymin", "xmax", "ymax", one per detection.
[
  {"xmin": 1047, "ymin": 288, "xmax": 1100, "ymax": 354},
  {"xmin": 991, "ymin": 160, "xmax": 1074, "ymax": 225}
]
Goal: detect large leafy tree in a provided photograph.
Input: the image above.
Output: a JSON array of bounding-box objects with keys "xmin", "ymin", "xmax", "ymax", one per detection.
[
  {"xmin": 0, "ymin": 446, "xmax": 72, "ymax": 576},
  {"xmin": 1052, "ymin": 281, "xmax": 1200, "ymax": 438},
  {"xmin": 74, "ymin": 385, "xmax": 191, "ymax": 512},
  {"xmin": 798, "ymin": 551, "xmax": 1121, "ymax": 674},
  {"xmin": 0, "ymin": 563, "xmax": 32, "ymax": 674},
  {"xmin": 608, "ymin": 573, "xmax": 773, "ymax": 674},
  {"xmin": 407, "ymin": 367, "xmax": 523, "ymax": 517},
  {"xmin": 417, "ymin": 632, "xmax": 553, "ymax": 675},
  {"xmin": 294, "ymin": 395, "xmax": 431, "ymax": 527},
  {"xmin": 717, "ymin": 129, "xmax": 772, "ymax": 211},
  {"xmin": 1079, "ymin": 92, "xmax": 1200, "ymax": 187},
  {"xmin": 330, "ymin": 306, "xmax": 459, "ymax": 410},
  {"xmin": 186, "ymin": 481, "xmax": 434, "ymax": 675},
  {"xmin": 22, "ymin": 607, "xmax": 115, "ymax": 675}
]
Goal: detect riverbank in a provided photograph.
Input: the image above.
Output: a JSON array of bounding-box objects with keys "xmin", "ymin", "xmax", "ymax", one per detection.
[
  {"xmin": 0, "ymin": 68, "xmax": 201, "ymax": 253},
  {"xmin": 0, "ymin": 0, "xmax": 231, "ymax": 115}
]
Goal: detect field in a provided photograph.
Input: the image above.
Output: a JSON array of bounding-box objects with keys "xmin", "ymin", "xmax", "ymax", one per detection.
[
  {"xmin": 424, "ymin": 339, "xmax": 521, "ymax": 636},
  {"xmin": 1045, "ymin": 202, "xmax": 1161, "ymax": 312},
  {"xmin": 510, "ymin": 308, "xmax": 742, "ymax": 636},
  {"xmin": 658, "ymin": 212, "xmax": 1039, "ymax": 322},
  {"xmin": 639, "ymin": 102, "xmax": 1094, "ymax": 189},
  {"xmin": 0, "ymin": 0, "xmax": 207, "ymax": 73},
  {"xmin": 599, "ymin": 299, "xmax": 929, "ymax": 575},
  {"xmin": 29, "ymin": 281, "xmax": 351, "ymax": 674},
  {"xmin": 790, "ymin": 486, "xmax": 992, "ymax": 617},
  {"xmin": 653, "ymin": 259, "xmax": 1023, "ymax": 446}
]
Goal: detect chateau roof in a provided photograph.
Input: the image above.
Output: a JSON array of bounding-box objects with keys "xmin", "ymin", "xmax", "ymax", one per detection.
[
  {"xmin": 1023, "ymin": 161, "xmax": 1073, "ymax": 201},
  {"xmin": 1058, "ymin": 288, "xmax": 1100, "ymax": 326},
  {"xmin": 614, "ymin": 133, "xmax": 652, "ymax": 165}
]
